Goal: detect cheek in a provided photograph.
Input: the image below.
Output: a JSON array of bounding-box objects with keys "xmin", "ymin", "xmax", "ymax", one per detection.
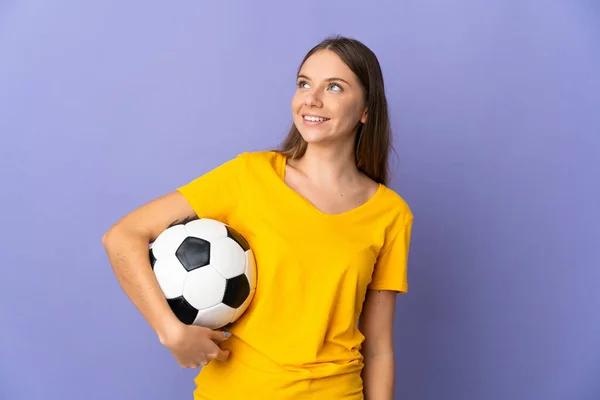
[
  {"xmin": 336, "ymin": 99, "xmax": 364, "ymax": 124},
  {"xmin": 291, "ymin": 96, "xmax": 304, "ymax": 127},
  {"xmin": 291, "ymin": 93, "xmax": 303, "ymax": 112}
]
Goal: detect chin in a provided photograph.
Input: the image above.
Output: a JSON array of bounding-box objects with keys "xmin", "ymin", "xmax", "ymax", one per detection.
[{"xmin": 297, "ymin": 129, "xmax": 329, "ymax": 144}]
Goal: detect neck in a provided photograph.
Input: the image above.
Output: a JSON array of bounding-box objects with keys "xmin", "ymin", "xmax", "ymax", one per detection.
[{"xmin": 293, "ymin": 139, "xmax": 359, "ymax": 186}]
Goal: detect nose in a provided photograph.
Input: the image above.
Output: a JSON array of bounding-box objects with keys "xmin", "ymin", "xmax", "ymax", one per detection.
[{"xmin": 304, "ymin": 89, "xmax": 323, "ymax": 108}]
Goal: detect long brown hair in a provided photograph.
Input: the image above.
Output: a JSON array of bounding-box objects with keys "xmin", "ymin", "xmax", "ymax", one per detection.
[{"xmin": 278, "ymin": 35, "xmax": 393, "ymax": 185}]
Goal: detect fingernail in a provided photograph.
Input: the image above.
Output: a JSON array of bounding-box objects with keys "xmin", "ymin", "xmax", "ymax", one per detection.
[{"xmin": 224, "ymin": 331, "xmax": 231, "ymax": 338}]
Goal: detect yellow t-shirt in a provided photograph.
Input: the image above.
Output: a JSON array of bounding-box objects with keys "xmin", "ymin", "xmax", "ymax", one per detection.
[{"xmin": 176, "ymin": 150, "xmax": 413, "ymax": 400}]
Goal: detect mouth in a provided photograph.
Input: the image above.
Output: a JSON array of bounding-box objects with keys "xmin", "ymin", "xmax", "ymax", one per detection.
[{"xmin": 302, "ymin": 114, "xmax": 330, "ymax": 122}]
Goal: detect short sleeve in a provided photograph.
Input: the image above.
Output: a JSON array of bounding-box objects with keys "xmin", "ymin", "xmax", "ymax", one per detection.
[
  {"xmin": 176, "ymin": 153, "xmax": 245, "ymax": 224},
  {"xmin": 368, "ymin": 217, "xmax": 414, "ymax": 293}
]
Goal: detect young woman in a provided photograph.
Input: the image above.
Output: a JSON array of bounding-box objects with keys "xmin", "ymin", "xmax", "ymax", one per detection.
[{"xmin": 103, "ymin": 36, "xmax": 414, "ymax": 400}]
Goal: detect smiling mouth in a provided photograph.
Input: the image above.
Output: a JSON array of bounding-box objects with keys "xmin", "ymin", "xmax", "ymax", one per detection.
[{"xmin": 303, "ymin": 115, "xmax": 330, "ymax": 122}]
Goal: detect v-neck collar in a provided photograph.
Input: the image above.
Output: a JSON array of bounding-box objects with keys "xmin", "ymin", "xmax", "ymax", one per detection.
[{"xmin": 273, "ymin": 152, "xmax": 384, "ymax": 218}]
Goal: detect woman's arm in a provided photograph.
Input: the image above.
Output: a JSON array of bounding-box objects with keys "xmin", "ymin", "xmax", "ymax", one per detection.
[
  {"xmin": 103, "ymin": 191, "xmax": 233, "ymax": 368},
  {"xmin": 102, "ymin": 191, "xmax": 198, "ymax": 342},
  {"xmin": 358, "ymin": 289, "xmax": 398, "ymax": 400}
]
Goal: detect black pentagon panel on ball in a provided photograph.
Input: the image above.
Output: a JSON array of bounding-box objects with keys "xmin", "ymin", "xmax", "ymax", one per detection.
[
  {"xmin": 176, "ymin": 237, "xmax": 211, "ymax": 271},
  {"xmin": 223, "ymin": 274, "xmax": 251, "ymax": 309},
  {"xmin": 226, "ymin": 225, "xmax": 250, "ymax": 251},
  {"xmin": 149, "ymin": 248, "xmax": 157, "ymax": 269},
  {"xmin": 167, "ymin": 296, "xmax": 198, "ymax": 325}
]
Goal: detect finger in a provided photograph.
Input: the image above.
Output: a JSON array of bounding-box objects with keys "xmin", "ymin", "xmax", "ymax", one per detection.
[
  {"xmin": 211, "ymin": 330, "xmax": 231, "ymax": 342},
  {"xmin": 214, "ymin": 348, "xmax": 231, "ymax": 362}
]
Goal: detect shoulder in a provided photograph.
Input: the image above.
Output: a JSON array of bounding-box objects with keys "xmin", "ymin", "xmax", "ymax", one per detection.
[
  {"xmin": 237, "ymin": 150, "xmax": 282, "ymax": 165},
  {"xmin": 232, "ymin": 150, "xmax": 285, "ymax": 175},
  {"xmin": 370, "ymin": 185, "xmax": 413, "ymax": 247},
  {"xmin": 187, "ymin": 150, "xmax": 281, "ymax": 179},
  {"xmin": 378, "ymin": 185, "xmax": 413, "ymax": 223},
  {"xmin": 370, "ymin": 186, "xmax": 414, "ymax": 254}
]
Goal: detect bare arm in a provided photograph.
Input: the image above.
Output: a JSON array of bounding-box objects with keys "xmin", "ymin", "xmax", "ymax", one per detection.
[
  {"xmin": 359, "ymin": 289, "xmax": 398, "ymax": 400},
  {"xmin": 102, "ymin": 191, "xmax": 198, "ymax": 343}
]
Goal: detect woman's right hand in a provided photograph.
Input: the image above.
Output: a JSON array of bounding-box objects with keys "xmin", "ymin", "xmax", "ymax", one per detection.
[{"xmin": 160, "ymin": 322, "xmax": 231, "ymax": 368}]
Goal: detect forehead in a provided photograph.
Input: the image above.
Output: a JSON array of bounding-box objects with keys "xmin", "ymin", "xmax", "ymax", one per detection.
[{"xmin": 298, "ymin": 50, "xmax": 357, "ymax": 82}]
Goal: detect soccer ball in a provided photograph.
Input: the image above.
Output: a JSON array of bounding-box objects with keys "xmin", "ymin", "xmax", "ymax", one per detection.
[{"xmin": 149, "ymin": 218, "xmax": 256, "ymax": 330}]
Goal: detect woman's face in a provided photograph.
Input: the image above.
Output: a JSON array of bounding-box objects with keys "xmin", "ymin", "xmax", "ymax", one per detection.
[{"xmin": 291, "ymin": 50, "xmax": 367, "ymax": 146}]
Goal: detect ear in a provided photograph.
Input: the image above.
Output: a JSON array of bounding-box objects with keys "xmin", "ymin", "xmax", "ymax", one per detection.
[{"xmin": 360, "ymin": 107, "xmax": 368, "ymax": 124}]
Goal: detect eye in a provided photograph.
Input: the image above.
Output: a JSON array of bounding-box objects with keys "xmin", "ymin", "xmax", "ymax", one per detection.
[
  {"xmin": 327, "ymin": 82, "xmax": 342, "ymax": 91},
  {"xmin": 297, "ymin": 79, "xmax": 310, "ymax": 89}
]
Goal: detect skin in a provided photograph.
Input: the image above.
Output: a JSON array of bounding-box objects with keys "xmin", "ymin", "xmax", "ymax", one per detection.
[
  {"xmin": 287, "ymin": 49, "xmax": 379, "ymax": 215},
  {"xmin": 102, "ymin": 194, "xmax": 232, "ymax": 368},
  {"xmin": 102, "ymin": 48, "xmax": 397, "ymax": 398},
  {"xmin": 289, "ymin": 49, "xmax": 398, "ymax": 399}
]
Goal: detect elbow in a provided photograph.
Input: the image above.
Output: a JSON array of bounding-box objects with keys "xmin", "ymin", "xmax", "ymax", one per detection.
[
  {"xmin": 102, "ymin": 222, "xmax": 149, "ymax": 250},
  {"xmin": 102, "ymin": 225, "xmax": 122, "ymax": 249},
  {"xmin": 362, "ymin": 340, "xmax": 395, "ymax": 360},
  {"xmin": 102, "ymin": 228, "xmax": 114, "ymax": 249}
]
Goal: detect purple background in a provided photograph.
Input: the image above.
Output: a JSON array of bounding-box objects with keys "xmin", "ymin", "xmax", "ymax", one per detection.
[{"xmin": 1, "ymin": 1, "xmax": 599, "ymax": 399}]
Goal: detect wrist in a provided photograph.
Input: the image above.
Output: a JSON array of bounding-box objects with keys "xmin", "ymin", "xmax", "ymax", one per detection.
[{"xmin": 155, "ymin": 314, "xmax": 182, "ymax": 345}]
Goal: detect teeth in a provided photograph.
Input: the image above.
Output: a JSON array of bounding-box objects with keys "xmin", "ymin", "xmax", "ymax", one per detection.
[{"xmin": 304, "ymin": 115, "xmax": 328, "ymax": 122}]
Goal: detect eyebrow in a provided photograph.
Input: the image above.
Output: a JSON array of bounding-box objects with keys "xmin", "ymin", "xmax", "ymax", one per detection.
[{"xmin": 297, "ymin": 74, "xmax": 351, "ymax": 86}]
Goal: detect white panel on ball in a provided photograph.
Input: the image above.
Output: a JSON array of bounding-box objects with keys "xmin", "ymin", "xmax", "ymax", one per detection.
[
  {"xmin": 151, "ymin": 224, "xmax": 188, "ymax": 258},
  {"xmin": 153, "ymin": 255, "xmax": 188, "ymax": 299},
  {"xmin": 183, "ymin": 266, "xmax": 227, "ymax": 309},
  {"xmin": 193, "ymin": 303, "xmax": 236, "ymax": 329},
  {"xmin": 185, "ymin": 219, "xmax": 227, "ymax": 241},
  {"xmin": 209, "ymin": 237, "xmax": 246, "ymax": 279}
]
